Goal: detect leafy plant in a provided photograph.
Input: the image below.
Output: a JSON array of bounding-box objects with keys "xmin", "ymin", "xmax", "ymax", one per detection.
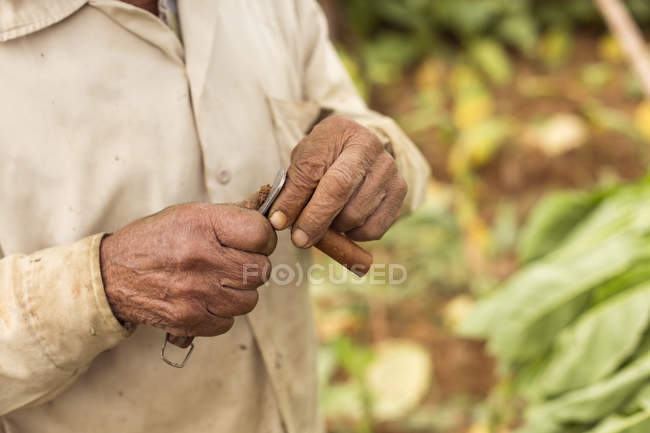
[
  {"xmin": 461, "ymin": 178, "xmax": 650, "ymax": 433},
  {"xmin": 517, "ymin": 188, "xmax": 612, "ymax": 263},
  {"xmin": 333, "ymin": 0, "xmax": 650, "ymax": 92}
]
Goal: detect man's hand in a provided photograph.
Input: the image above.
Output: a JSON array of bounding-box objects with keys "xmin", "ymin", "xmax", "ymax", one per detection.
[
  {"xmin": 100, "ymin": 203, "xmax": 277, "ymax": 337},
  {"xmin": 269, "ymin": 116, "xmax": 407, "ymax": 247}
]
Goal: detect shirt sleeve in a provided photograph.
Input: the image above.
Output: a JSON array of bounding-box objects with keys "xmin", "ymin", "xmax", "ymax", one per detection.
[
  {"xmin": 296, "ymin": 0, "xmax": 432, "ymax": 213},
  {"xmin": 0, "ymin": 233, "xmax": 130, "ymax": 416}
]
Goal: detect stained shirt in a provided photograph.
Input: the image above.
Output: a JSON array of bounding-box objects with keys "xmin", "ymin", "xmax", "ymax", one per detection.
[{"xmin": 0, "ymin": 1, "xmax": 431, "ymax": 432}]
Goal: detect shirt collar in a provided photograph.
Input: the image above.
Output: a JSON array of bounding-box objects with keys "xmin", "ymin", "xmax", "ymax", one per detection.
[{"xmin": 0, "ymin": 0, "xmax": 88, "ymax": 42}]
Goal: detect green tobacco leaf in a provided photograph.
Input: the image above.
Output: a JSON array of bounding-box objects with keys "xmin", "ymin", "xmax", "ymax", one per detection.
[
  {"xmin": 581, "ymin": 99, "xmax": 644, "ymax": 144},
  {"xmin": 374, "ymin": 0, "xmax": 430, "ymax": 31},
  {"xmin": 469, "ymin": 38, "xmax": 512, "ymax": 85},
  {"xmin": 451, "ymin": 117, "xmax": 512, "ymax": 175},
  {"xmin": 450, "ymin": 62, "xmax": 486, "ymax": 97},
  {"xmin": 497, "ymin": 13, "xmax": 538, "ymax": 55},
  {"xmin": 489, "ymin": 235, "xmax": 650, "ymax": 363},
  {"xmin": 333, "ymin": 337, "xmax": 374, "ymax": 379},
  {"xmin": 591, "ymin": 260, "xmax": 650, "ymax": 304},
  {"xmin": 517, "ymin": 189, "xmax": 609, "ymax": 263},
  {"xmin": 585, "ymin": 411, "xmax": 650, "ymax": 433},
  {"xmin": 515, "ymin": 419, "xmax": 588, "ymax": 433},
  {"xmin": 363, "ymin": 32, "xmax": 422, "ymax": 85},
  {"xmin": 532, "ymin": 283, "xmax": 650, "ymax": 398},
  {"xmin": 538, "ymin": 27, "xmax": 573, "ymax": 69},
  {"xmin": 551, "ymin": 180, "xmax": 650, "ymax": 260},
  {"xmin": 431, "ymin": 0, "xmax": 503, "ymax": 36},
  {"xmin": 462, "ymin": 180, "xmax": 650, "ymax": 352},
  {"xmin": 341, "ymin": 0, "xmax": 379, "ymax": 39},
  {"xmin": 320, "ymin": 381, "xmax": 364, "ymax": 422},
  {"xmin": 491, "ymin": 201, "xmax": 519, "ymax": 255},
  {"xmin": 581, "ymin": 63, "xmax": 613, "ymax": 90},
  {"xmin": 629, "ymin": 0, "xmax": 650, "ymax": 20},
  {"xmin": 336, "ymin": 46, "xmax": 369, "ymax": 101},
  {"xmin": 623, "ymin": 383, "xmax": 650, "ymax": 414},
  {"xmin": 527, "ymin": 351, "xmax": 650, "ymax": 425},
  {"xmin": 565, "ymin": 0, "xmax": 600, "ymax": 23},
  {"xmin": 458, "ymin": 278, "xmax": 505, "ymax": 339}
]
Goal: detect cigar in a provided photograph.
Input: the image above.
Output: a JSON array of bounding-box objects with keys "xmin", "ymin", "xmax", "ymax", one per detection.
[{"xmin": 315, "ymin": 230, "xmax": 373, "ymax": 277}]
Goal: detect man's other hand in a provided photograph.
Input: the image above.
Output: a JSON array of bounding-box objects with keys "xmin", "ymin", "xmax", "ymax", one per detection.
[
  {"xmin": 269, "ymin": 116, "xmax": 407, "ymax": 247},
  {"xmin": 100, "ymin": 203, "xmax": 277, "ymax": 336}
]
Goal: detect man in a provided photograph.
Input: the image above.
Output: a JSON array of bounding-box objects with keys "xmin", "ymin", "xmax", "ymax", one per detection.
[{"xmin": 0, "ymin": 0, "xmax": 430, "ymax": 432}]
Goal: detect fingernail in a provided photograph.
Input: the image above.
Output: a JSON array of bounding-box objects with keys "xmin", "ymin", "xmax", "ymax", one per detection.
[
  {"xmin": 292, "ymin": 229, "xmax": 310, "ymax": 248},
  {"xmin": 270, "ymin": 211, "xmax": 287, "ymax": 229}
]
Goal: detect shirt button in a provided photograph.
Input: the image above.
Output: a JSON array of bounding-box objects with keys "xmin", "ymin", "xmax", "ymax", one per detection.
[{"xmin": 217, "ymin": 169, "xmax": 232, "ymax": 185}]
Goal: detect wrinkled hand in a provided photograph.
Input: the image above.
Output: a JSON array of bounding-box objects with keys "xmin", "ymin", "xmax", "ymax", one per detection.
[
  {"xmin": 100, "ymin": 202, "xmax": 276, "ymax": 337},
  {"xmin": 269, "ymin": 116, "xmax": 407, "ymax": 247}
]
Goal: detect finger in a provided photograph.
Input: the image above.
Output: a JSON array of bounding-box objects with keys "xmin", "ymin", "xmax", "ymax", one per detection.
[
  {"xmin": 210, "ymin": 204, "xmax": 277, "ymax": 255},
  {"xmin": 188, "ymin": 313, "xmax": 235, "ymax": 337},
  {"xmin": 291, "ymin": 146, "xmax": 379, "ymax": 248},
  {"xmin": 346, "ymin": 175, "xmax": 407, "ymax": 242},
  {"xmin": 331, "ymin": 152, "xmax": 396, "ymax": 233},
  {"xmin": 267, "ymin": 141, "xmax": 333, "ymax": 231},
  {"xmin": 268, "ymin": 118, "xmax": 384, "ymax": 232},
  {"xmin": 216, "ymin": 248, "xmax": 272, "ymax": 289},
  {"xmin": 206, "ymin": 286, "xmax": 259, "ymax": 317},
  {"xmin": 164, "ymin": 303, "xmax": 235, "ymax": 337}
]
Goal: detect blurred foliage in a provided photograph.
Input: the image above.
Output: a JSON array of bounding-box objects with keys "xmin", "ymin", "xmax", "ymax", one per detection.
[
  {"xmin": 317, "ymin": 1, "xmax": 650, "ymax": 432},
  {"xmin": 517, "ymin": 188, "xmax": 612, "ymax": 263},
  {"xmin": 313, "ymin": 188, "xmax": 495, "ymax": 431},
  {"xmin": 462, "ymin": 179, "xmax": 650, "ymax": 432},
  {"xmin": 335, "ymin": 0, "xmax": 650, "ymax": 88},
  {"xmin": 330, "ymin": 0, "xmax": 650, "ymax": 192}
]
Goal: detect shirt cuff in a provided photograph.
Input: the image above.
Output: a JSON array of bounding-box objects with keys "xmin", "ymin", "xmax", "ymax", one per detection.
[{"xmin": 22, "ymin": 233, "xmax": 131, "ymax": 372}]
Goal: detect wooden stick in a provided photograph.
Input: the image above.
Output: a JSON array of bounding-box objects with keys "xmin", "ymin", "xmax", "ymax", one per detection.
[{"xmin": 594, "ymin": 0, "xmax": 650, "ymax": 99}]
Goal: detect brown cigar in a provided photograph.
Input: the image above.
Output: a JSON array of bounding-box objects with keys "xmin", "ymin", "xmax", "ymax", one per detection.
[{"xmin": 315, "ymin": 230, "xmax": 373, "ymax": 277}]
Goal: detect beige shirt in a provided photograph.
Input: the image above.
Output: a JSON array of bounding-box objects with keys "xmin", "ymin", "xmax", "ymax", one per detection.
[{"xmin": 0, "ymin": 1, "xmax": 431, "ymax": 432}]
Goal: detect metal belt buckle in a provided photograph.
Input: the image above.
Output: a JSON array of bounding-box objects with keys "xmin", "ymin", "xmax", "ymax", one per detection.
[{"xmin": 161, "ymin": 333, "xmax": 195, "ymax": 368}]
